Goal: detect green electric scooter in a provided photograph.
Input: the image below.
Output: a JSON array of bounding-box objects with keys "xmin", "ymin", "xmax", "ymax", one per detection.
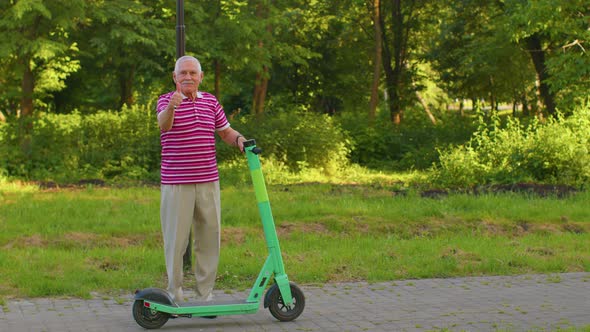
[{"xmin": 132, "ymin": 139, "xmax": 305, "ymax": 329}]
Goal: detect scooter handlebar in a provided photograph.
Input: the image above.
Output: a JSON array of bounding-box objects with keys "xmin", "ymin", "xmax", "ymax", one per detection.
[{"xmin": 244, "ymin": 139, "xmax": 263, "ymax": 155}]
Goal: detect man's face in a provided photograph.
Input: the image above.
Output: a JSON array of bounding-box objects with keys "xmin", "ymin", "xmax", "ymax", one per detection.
[{"xmin": 173, "ymin": 60, "xmax": 203, "ymax": 95}]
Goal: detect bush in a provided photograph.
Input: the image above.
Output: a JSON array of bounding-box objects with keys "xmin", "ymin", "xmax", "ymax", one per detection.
[
  {"xmin": 0, "ymin": 105, "xmax": 161, "ymax": 182},
  {"xmin": 337, "ymin": 108, "xmax": 476, "ymax": 170},
  {"xmin": 1, "ymin": 107, "xmax": 352, "ymax": 182},
  {"xmin": 79, "ymin": 105, "xmax": 161, "ymax": 181},
  {"xmin": 432, "ymin": 106, "xmax": 590, "ymax": 188},
  {"xmin": 218, "ymin": 111, "xmax": 351, "ymax": 175}
]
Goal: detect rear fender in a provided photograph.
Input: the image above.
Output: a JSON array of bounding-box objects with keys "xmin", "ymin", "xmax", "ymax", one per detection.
[{"xmin": 134, "ymin": 288, "xmax": 176, "ymax": 306}]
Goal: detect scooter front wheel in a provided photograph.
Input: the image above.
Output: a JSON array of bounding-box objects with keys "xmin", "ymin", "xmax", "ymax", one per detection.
[
  {"xmin": 132, "ymin": 300, "xmax": 170, "ymax": 329},
  {"xmin": 266, "ymin": 282, "xmax": 305, "ymax": 322}
]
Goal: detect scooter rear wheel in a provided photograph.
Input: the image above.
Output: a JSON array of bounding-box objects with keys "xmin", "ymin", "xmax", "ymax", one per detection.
[
  {"xmin": 266, "ymin": 282, "xmax": 305, "ymax": 322},
  {"xmin": 132, "ymin": 300, "xmax": 170, "ymax": 329}
]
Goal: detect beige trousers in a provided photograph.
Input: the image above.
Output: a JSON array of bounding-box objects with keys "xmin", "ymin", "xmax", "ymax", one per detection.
[{"xmin": 160, "ymin": 182, "xmax": 221, "ymax": 302}]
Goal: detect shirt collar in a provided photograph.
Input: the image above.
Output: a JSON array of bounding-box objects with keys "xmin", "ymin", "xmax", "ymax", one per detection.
[{"xmin": 180, "ymin": 91, "xmax": 203, "ymax": 99}]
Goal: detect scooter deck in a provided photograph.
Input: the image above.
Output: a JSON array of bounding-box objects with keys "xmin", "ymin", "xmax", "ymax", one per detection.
[
  {"xmin": 176, "ymin": 299, "xmax": 250, "ymax": 307},
  {"xmin": 144, "ymin": 298, "xmax": 260, "ymax": 316}
]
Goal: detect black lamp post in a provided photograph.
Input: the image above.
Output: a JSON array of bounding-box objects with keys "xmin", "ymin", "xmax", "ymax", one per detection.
[
  {"xmin": 176, "ymin": 0, "xmax": 185, "ymax": 58},
  {"xmin": 177, "ymin": 0, "xmax": 191, "ymax": 270}
]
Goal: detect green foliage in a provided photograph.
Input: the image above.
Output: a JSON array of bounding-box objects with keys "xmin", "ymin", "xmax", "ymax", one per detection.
[
  {"xmin": 1, "ymin": 106, "xmax": 352, "ymax": 182},
  {"xmin": 57, "ymin": 0, "xmax": 174, "ymax": 112},
  {"xmin": 500, "ymin": 0, "xmax": 590, "ymax": 112},
  {"xmin": 337, "ymin": 108, "xmax": 476, "ymax": 170},
  {"xmin": 78, "ymin": 105, "xmax": 161, "ymax": 180},
  {"xmin": 432, "ymin": 105, "xmax": 590, "ymax": 188},
  {"xmin": 218, "ymin": 111, "xmax": 351, "ymax": 175},
  {"xmin": 0, "ymin": 105, "xmax": 160, "ymax": 182},
  {"xmin": 0, "ymin": 0, "xmax": 86, "ymax": 105},
  {"xmin": 1, "ymin": 0, "xmax": 589, "ymax": 124},
  {"xmin": 430, "ymin": 0, "xmax": 535, "ymax": 105},
  {"xmin": 546, "ymin": 47, "xmax": 590, "ymax": 112}
]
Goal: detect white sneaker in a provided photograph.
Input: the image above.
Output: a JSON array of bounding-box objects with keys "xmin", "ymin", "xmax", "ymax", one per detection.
[
  {"xmin": 168, "ymin": 288, "xmax": 184, "ymax": 303},
  {"xmin": 205, "ymin": 293, "xmax": 214, "ymax": 302}
]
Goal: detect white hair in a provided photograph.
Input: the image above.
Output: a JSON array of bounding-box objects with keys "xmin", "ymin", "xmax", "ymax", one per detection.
[{"xmin": 174, "ymin": 55, "xmax": 202, "ymax": 73}]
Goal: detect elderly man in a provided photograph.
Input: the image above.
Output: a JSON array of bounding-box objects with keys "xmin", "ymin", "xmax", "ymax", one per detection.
[{"xmin": 156, "ymin": 55, "xmax": 246, "ymax": 303}]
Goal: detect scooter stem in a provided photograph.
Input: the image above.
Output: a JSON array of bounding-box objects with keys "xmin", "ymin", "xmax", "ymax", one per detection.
[{"xmin": 243, "ymin": 139, "xmax": 293, "ymax": 305}]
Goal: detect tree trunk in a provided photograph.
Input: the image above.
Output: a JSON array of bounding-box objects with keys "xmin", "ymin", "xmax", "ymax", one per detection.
[
  {"xmin": 512, "ymin": 100, "xmax": 517, "ymax": 116},
  {"xmin": 18, "ymin": 57, "xmax": 35, "ymax": 155},
  {"xmin": 21, "ymin": 58, "xmax": 34, "ymax": 118},
  {"xmin": 20, "ymin": 57, "xmax": 34, "ymax": 137},
  {"xmin": 489, "ymin": 95, "xmax": 496, "ymax": 113},
  {"xmin": 416, "ymin": 90, "xmax": 436, "ymax": 124},
  {"xmin": 258, "ymin": 69, "xmax": 269, "ymax": 114},
  {"xmin": 408, "ymin": 60, "xmax": 435, "ymax": 124},
  {"xmin": 489, "ymin": 76, "xmax": 497, "ymax": 113},
  {"xmin": 521, "ymin": 92, "xmax": 529, "ymax": 116},
  {"xmin": 369, "ymin": 0, "xmax": 382, "ymax": 124},
  {"xmin": 252, "ymin": 2, "xmax": 270, "ymax": 116},
  {"xmin": 381, "ymin": 44, "xmax": 398, "ymax": 123},
  {"xmin": 525, "ymin": 34, "xmax": 556, "ymax": 116},
  {"xmin": 253, "ymin": 66, "xmax": 269, "ymax": 115},
  {"xmin": 381, "ymin": 0, "xmax": 410, "ymax": 125},
  {"xmin": 119, "ymin": 65, "xmax": 136, "ymax": 107}
]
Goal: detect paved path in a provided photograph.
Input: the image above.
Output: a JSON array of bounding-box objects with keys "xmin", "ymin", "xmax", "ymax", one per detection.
[{"xmin": 1, "ymin": 273, "xmax": 589, "ymax": 332}]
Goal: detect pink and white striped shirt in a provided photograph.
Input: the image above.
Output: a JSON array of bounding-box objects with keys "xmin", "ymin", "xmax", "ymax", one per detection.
[{"xmin": 156, "ymin": 91, "xmax": 230, "ymax": 185}]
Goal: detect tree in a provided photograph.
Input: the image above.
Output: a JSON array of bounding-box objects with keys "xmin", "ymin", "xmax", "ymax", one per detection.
[
  {"xmin": 248, "ymin": 0, "xmax": 321, "ymax": 115},
  {"xmin": 379, "ymin": 0, "xmax": 439, "ymax": 124},
  {"xmin": 0, "ymin": 50, "xmax": 21, "ymax": 121},
  {"xmin": 501, "ymin": 0, "xmax": 590, "ymax": 114},
  {"xmin": 55, "ymin": 0, "xmax": 173, "ymax": 112},
  {"xmin": 184, "ymin": 0, "xmax": 322, "ymax": 116},
  {"xmin": 429, "ymin": 0, "xmax": 537, "ymax": 116},
  {"xmin": 368, "ymin": 0, "xmax": 382, "ymax": 124},
  {"xmin": 266, "ymin": 0, "xmax": 373, "ymax": 116},
  {"xmin": 0, "ymin": 0, "xmax": 86, "ymax": 123}
]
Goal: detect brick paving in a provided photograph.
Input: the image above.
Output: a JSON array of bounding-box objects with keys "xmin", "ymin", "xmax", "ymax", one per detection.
[{"xmin": 1, "ymin": 272, "xmax": 589, "ymax": 332}]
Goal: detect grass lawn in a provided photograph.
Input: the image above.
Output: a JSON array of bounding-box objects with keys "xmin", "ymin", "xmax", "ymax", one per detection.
[{"xmin": 0, "ymin": 170, "xmax": 589, "ymax": 300}]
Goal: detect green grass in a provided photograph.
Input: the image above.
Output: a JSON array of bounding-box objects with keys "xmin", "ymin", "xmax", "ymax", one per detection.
[{"xmin": 0, "ymin": 171, "xmax": 589, "ymax": 299}]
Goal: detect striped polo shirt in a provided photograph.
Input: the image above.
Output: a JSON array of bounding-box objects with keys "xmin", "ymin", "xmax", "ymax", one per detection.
[{"xmin": 156, "ymin": 90, "xmax": 230, "ymax": 185}]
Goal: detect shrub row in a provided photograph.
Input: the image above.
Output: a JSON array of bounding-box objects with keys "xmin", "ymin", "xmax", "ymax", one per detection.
[
  {"xmin": 218, "ymin": 111, "xmax": 351, "ymax": 175},
  {"xmin": 2, "ymin": 103, "xmax": 588, "ymax": 188},
  {"xmin": 337, "ymin": 108, "xmax": 476, "ymax": 170},
  {"xmin": 0, "ymin": 105, "xmax": 161, "ymax": 182},
  {"xmin": 0, "ymin": 107, "xmax": 351, "ymax": 182},
  {"xmin": 431, "ymin": 106, "xmax": 590, "ymax": 188}
]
